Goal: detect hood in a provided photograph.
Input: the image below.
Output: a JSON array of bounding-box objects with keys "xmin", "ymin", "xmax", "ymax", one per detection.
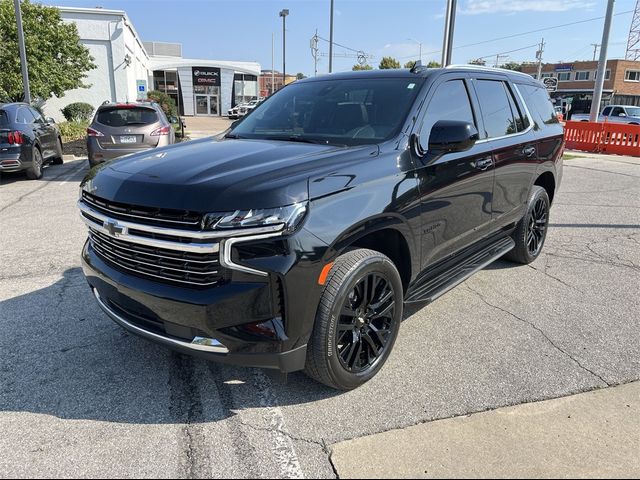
[{"xmin": 81, "ymin": 137, "xmax": 378, "ymax": 212}]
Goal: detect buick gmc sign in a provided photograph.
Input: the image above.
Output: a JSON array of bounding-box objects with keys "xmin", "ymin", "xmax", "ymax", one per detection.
[{"xmin": 192, "ymin": 67, "xmax": 221, "ymax": 87}]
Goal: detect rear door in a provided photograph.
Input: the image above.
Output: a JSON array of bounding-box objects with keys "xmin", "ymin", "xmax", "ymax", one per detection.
[
  {"xmin": 413, "ymin": 74, "xmax": 496, "ymax": 268},
  {"xmin": 469, "ymin": 75, "xmax": 538, "ymax": 229},
  {"xmin": 29, "ymin": 107, "xmax": 57, "ymax": 156}
]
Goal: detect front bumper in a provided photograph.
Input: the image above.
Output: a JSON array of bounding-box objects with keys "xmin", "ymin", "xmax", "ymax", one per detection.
[{"xmin": 81, "ymin": 235, "xmax": 321, "ymax": 372}]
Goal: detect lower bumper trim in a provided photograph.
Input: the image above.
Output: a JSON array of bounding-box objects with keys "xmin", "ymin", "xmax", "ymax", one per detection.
[{"xmin": 93, "ymin": 288, "xmax": 230, "ymax": 354}]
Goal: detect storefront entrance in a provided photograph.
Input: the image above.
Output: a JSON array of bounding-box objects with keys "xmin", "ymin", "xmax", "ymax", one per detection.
[{"xmin": 195, "ymin": 94, "xmax": 219, "ymax": 116}]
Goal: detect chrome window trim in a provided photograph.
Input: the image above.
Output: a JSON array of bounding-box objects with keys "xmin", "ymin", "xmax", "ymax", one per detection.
[
  {"xmin": 474, "ymin": 81, "xmax": 534, "ymax": 145},
  {"xmin": 93, "ymin": 289, "xmax": 229, "ymax": 353}
]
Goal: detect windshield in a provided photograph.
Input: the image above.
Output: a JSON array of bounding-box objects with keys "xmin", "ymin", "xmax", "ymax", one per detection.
[
  {"xmin": 624, "ymin": 107, "xmax": 640, "ymax": 116},
  {"xmin": 229, "ymin": 77, "xmax": 424, "ymax": 146}
]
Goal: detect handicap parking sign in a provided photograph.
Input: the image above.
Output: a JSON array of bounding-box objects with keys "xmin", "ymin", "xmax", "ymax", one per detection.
[{"xmin": 136, "ymin": 80, "xmax": 148, "ymax": 99}]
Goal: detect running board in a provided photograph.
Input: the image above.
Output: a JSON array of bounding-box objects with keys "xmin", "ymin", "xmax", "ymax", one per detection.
[{"xmin": 405, "ymin": 236, "xmax": 515, "ymax": 304}]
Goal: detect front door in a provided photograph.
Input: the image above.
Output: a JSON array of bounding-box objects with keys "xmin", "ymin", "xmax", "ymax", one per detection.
[
  {"xmin": 195, "ymin": 95, "xmax": 220, "ymax": 116},
  {"xmin": 413, "ymin": 75, "xmax": 495, "ymax": 269}
]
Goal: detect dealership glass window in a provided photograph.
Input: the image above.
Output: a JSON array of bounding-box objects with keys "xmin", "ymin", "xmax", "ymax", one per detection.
[
  {"xmin": 625, "ymin": 70, "xmax": 640, "ymax": 82},
  {"xmin": 557, "ymin": 72, "xmax": 571, "ymax": 81},
  {"xmin": 540, "ymin": 73, "xmax": 554, "ymax": 78},
  {"xmin": 575, "ymin": 71, "xmax": 590, "ymax": 81},
  {"xmin": 234, "ymin": 74, "xmax": 259, "ymax": 106}
]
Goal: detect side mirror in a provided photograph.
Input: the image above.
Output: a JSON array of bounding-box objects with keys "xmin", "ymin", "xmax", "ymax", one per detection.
[
  {"xmin": 46, "ymin": 117, "xmax": 56, "ymax": 124},
  {"xmin": 168, "ymin": 116, "xmax": 179, "ymax": 124},
  {"xmin": 428, "ymin": 120, "xmax": 479, "ymax": 154},
  {"xmin": 618, "ymin": 113, "xmax": 627, "ymax": 117}
]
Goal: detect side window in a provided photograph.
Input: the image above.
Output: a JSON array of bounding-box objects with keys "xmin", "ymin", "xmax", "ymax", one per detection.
[
  {"xmin": 611, "ymin": 107, "xmax": 624, "ymax": 117},
  {"xmin": 602, "ymin": 106, "xmax": 612, "ymax": 116},
  {"xmin": 29, "ymin": 107, "xmax": 44, "ymax": 123},
  {"xmin": 473, "ymin": 79, "xmax": 519, "ymax": 138},
  {"xmin": 419, "ymin": 79, "xmax": 476, "ymax": 142},
  {"xmin": 15, "ymin": 107, "xmax": 36, "ymax": 124},
  {"xmin": 516, "ymin": 83, "xmax": 559, "ymax": 128},
  {"xmin": 505, "ymin": 83, "xmax": 528, "ymax": 132}
]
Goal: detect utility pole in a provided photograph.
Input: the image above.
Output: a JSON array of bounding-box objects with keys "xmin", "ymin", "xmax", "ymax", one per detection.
[
  {"xmin": 590, "ymin": 0, "xmax": 615, "ymax": 122},
  {"xmin": 279, "ymin": 9, "xmax": 289, "ymax": 86},
  {"xmin": 408, "ymin": 38, "xmax": 423, "ymax": 64},
  {"xmin": 591, "ymin": 43, "xmax": 601, "ymax": 61},
  {"xmin": 271, "ymin": 32, "xmax": 275, "ymax": 95},
  {"xmin": 329, "ymin": 0, "xmax": 334, "ymax": 73},
  {"xmin": 536, "ymin": 38, "xmax": 545, "ymax": 79},
  {"xmin": 14, "ymin": 0, "xmax": 31, "ymax": 103},
  {"xmin": 441, "ymin": 0, "xmax": 457, "ymax": 66}
]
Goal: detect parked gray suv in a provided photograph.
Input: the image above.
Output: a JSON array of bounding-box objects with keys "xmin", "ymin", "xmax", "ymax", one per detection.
[{"xmin": 87, "ymin": 101, "xmax": 175, "ymax": 167}]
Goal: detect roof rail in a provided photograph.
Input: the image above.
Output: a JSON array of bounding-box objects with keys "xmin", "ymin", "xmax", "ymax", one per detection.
[{"xmin": 445, "ymin": 64, "xmax": 534, "ymax": 79}]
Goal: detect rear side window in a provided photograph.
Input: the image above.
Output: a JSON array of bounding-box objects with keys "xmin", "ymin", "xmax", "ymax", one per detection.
[
  {"xmin": 15, "ymin": 106, "xmax": 36, "ymax": 124},
  {"xmin": 96, "ymin": 107, "xmax": 158, "ymax": 127},
  {"xmin": 473, "ymin": 80, "xmax": 522, "ymax": 138},
  {"xmin": 419, "ymin": 79, "xmax": 476, "ymax": 141},
  {"xmin": 517, "ymin": 84, "xmax": 559, "ymax": 127},
  {"xmin": 0, "ymin": 110, "xmax": 9, "ymax": 127}
]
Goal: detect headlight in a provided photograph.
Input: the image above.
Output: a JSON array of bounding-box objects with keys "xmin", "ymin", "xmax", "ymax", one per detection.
[{"xmin": 203, "ymin": 202, "xmax": 307, "ymax": 233}]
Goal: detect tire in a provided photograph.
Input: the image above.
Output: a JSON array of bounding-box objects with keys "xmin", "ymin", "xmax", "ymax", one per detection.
[
  {"xmin": 51, "ymin": 138, "xmax": 64, "ymax": 165},
  {"xmin": 304, "ymin": 248, "xmax": 403, "ymax": 390},
  {"xmin": 505, "ymin": 186, "xmax": 550, "ymax": 264},
  {"xmin": 25, "ymin": 147, "xmax": 43, "ymax": 180}
]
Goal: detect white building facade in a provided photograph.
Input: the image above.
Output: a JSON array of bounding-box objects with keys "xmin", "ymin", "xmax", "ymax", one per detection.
[{"xmin": 44, "ymin": 7, "xmax": 260, "ymax": 121}]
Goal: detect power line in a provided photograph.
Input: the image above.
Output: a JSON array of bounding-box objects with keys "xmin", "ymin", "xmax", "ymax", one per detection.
[
  {"xmin": 396, "ymin": 9, "xmax": 634, "ymax": 60},
  {"xmin": 476, "ymin": 43, "xmax": 539, "ymax": 60}
]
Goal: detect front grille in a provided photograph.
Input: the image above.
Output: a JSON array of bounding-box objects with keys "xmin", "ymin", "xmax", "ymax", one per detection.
[
  {"xmin": 89, "ymin": 228, "xmax": 229, "ymax": 287},
  {"xmin": 82, "ymin": 191, "xmax": 202, "ymax": 230}
]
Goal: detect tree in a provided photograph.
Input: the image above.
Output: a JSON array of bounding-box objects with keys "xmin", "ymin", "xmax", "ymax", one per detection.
[
  {"xmin": 147, "ymin": 90, "xmax": 177, "ymax": 117},
  {"xmin": 296, "ymin": 72, "xmax": 306, "ymax": 80},
  {"xmin": 0, "ymin": 1, "xmax": 96, "ymax": 102},
  {"xmin": 404, "ymin": 60, "xmax": 417, "ymax": 69},
  {"xmin": 426, "ymin": 61, "xmax": 442, "ymax": 68},
  {"xmin": 500, "ymin": 62, "xmax": 523, "ymax": 72},
  {"xmin": 468, "ymin": 58, "xmax": 487, "ymax": 66},
  {"xmin": 378, "ymin": 56, "xmax": 400, "ymax": 69},
  {"xmin": 352, "ymin": 63, "xmax": 373, "ymax": 71}
]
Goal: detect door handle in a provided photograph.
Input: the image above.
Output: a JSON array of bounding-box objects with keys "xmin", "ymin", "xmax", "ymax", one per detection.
[
  {"xmin": 522, "ymin": 146, "xmax": 536, "ymax": 157},
  {"xmin": 473, "ymin": 157, "xmax": 493, "ymax": 171}
]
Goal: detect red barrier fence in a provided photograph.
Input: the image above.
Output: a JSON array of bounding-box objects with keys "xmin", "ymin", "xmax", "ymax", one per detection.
[{"xmin": 564, "ymin": 120, "xmax": 640, "ymax": 156}]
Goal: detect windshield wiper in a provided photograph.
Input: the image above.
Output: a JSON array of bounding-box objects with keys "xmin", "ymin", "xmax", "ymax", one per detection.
[
  {"xmin": 264, "ymin": 135, "xmax": 330, "ymax": 145},
  {"xmin": 224, "ymin": 133, "xmax": 245, "ymax": 139}
]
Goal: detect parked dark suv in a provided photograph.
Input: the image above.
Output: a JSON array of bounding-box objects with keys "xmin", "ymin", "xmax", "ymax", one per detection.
[
  {"xmin": 79, "ymin": 67, "xmax": 563, "ymax": 390},
  {"xmin": 0, "ymin": 102, "xmax": 63, "ymax": 179}
]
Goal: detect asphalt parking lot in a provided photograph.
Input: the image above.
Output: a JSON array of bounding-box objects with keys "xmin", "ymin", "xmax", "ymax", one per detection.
[{"xmin": 0, "ymin": 151, "xmax": 638, "ymax": 478}]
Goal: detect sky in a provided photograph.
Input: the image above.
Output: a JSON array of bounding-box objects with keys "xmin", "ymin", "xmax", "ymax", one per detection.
[{"xmin": 42, "ymin": 0, "xmax": 638, "ymax": 76}]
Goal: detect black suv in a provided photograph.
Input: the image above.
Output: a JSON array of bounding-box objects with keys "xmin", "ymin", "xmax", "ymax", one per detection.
[
  {"xmin": 0, "ymin": 103, "xmax": 63, "ymax": 179},
  {"xmin": 79, "ymin": 67, "xmax": 563, "ymax": 390}
]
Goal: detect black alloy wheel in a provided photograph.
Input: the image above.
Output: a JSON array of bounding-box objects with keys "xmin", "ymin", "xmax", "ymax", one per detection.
[
  {"xmin": 305, "ymin": 248, "xmax": 403, "ymax": 390},
  {"xmin": 336, "ymin": 273, "xmax": 396, "ymax": 373},
  {"xmin": 527, "ymin": 197, "xmax": 548, "ymax": 256},
  {"xmin": 26, "ymin": 147, "xmax": 43, "ymax": 180},
  {"xmin": 505, "ymin": 185, "xmax": 550, "ymax": 264}
]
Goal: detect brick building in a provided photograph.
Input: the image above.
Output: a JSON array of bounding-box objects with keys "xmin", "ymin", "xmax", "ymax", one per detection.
[
  {"xmin": 521, "ymin": 59, "xmax": 640, "ymax": 117},
  {"xmin": 259, "ymin": 71, "xmax": 297, "ymax": 98}
]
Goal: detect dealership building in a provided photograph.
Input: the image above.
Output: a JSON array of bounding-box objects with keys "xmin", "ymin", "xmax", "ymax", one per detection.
[{"xmin": 43, "ymin": 7, "xmax": 260, "ymax": 121}]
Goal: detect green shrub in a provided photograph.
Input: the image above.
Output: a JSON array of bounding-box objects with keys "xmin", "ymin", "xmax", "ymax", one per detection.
[
  {"xmin": 61, "ymin": 102, "xmax": 94, "ymax": 122},
  {"xmin": 58, "ymin": 121, "xmax": 89, "ymax": 142},
  {"xmin": 147, "ymin": 90, "xmax": 177, "ymax": 117}
]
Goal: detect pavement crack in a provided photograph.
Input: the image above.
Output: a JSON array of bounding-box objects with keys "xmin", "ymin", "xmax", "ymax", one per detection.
[
  {"xmin": 466, "ymin": 285, "xmax": 611, "ymax": 387},
  {"xmin": 527, "ymin": 261, "xmax": 582, "ymax": 293},
  {"xmin": 169, "ymin": 353, "xmax": 210, "ymax": 479}
]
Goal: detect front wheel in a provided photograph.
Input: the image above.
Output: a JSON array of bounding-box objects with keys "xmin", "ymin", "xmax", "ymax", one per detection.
[
  {"xmin": 304, "ymin": 249, "xmax": 403, "ymax": 390},
  {"xmin": 505, "ymin": 186, "xmax": 550, "ymax": 264},
  {"xmin": 51, "ymin": 138, "xmax": 64, "ymax": 165}
]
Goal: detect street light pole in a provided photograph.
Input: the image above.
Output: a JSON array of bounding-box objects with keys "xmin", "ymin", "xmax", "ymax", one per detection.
[
  {"xmin": 329, "ymin": 0, "xmax": 334, "ymax": 73},
  {"xmin": 271, "ymin": 32, "xmax": 275, "ymax": 95},
  {"xmin": 13, "ymin": 0, "xmax": 31, "ymax": 103},
  {"xmin": 279, "ymin": 9, "xmax": 289, "ymax": 86},
  {"xmin": 441, "ymin": 0, "xmax": 457, "ymax": 66},
  {"xmin": 408, "ymin": 38, "xmax": 423, "ymax": 64},
  {"xmin": 590, "ymin": 0, "xmax": 615, "ymax": 122}
]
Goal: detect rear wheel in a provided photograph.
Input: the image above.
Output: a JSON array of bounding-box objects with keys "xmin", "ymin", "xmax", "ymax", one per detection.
[
  {"xmin": 505, "ymin": 186, "xmax": 550, "ymax": 264},
  {"xmin": 51, "ymin": 138, "xmax": 64, "ymax": 165},
  {"xmin": 304, "ymin": 248, "xmax": 403, "ymax": 390},
  {"xmin": 26, "ymin": 147, "xmax": 43, "ymax": 180}
]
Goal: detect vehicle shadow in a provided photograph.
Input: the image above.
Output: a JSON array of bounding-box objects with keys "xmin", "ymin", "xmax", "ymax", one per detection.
[{"xmin": 0, "ymin": 267, "xmax": 343, "ymax": 426}]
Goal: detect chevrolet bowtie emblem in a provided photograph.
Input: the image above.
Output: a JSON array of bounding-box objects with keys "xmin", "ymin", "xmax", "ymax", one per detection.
[{"xmin": 104, "ymin": 219, "xmax": 125, "ymax": 237}]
